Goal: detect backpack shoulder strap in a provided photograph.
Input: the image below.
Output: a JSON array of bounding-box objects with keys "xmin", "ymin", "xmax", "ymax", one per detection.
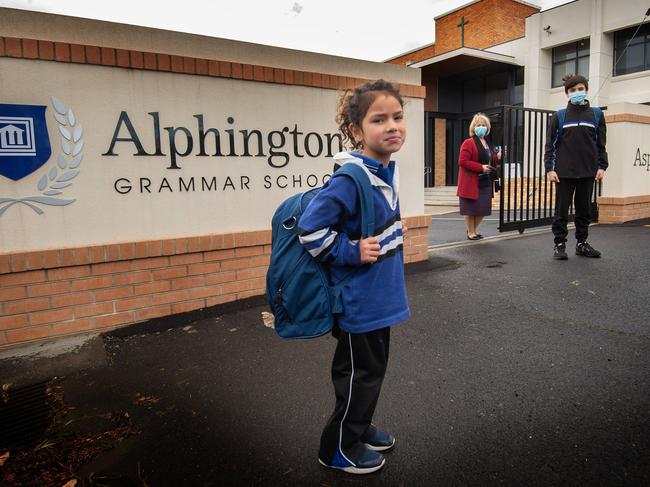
[
  {"xmin": 332, "ymin": 163, "xmax": 375, "ymax": 238},
  {"xmin": 592, "ymin": 106, "xmax": 602, "ymax": 143},
  {"xmin": 556, "ymin": 108, "xmax": 567, "ymax": 139},
  {"xmin": 591, "ymin": 107, "xmax": 603, "ymax": 135},
  {"xmin": 592, "ymin": 106, "xmax": 602, "ymax": 125}
]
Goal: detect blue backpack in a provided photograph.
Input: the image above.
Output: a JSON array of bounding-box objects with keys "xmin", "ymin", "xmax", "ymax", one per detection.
[{"xmin": 266, "ymin": 163, "xmax": 375, "ymax": 339}]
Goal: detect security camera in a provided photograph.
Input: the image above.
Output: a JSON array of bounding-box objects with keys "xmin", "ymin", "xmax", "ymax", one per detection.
[{"xmin": 543, "ymin": 25, "xmax": 552, "ymax": 35}]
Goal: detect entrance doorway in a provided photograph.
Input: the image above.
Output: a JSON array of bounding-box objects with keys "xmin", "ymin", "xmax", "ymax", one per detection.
[
  {"xmin": 423, "ymin": 62, "xmax": 523, "ymax": 186},
  {"xmin": 425, "ymin": 107, "xmax": 504, "ymax": 186}
]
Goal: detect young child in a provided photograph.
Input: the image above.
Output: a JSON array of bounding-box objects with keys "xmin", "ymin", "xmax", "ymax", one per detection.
[
  {"xmin": 297, "ymin": 79, "xmax": 410, "ymax": 474},
  {"xmin": 544, "ymin": 73, "xmax": 608, "ymax": 260}
]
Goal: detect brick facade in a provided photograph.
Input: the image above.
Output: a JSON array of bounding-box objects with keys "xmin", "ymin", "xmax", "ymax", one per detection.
[
  {"xmin": 391, "ymin": 45, "xmax": 437, "ymax": 67},
  {"xmin": 0, "ymin": 217, "xmax": 431, "ymax": 348},
  {"xmin": 434, "ymin": 118, "xmax": 447, "ymax": 187},
  {"xmin": 597, "ymin": 195, "xmax": 650, "ymax": 224},
  {"xmin": 387, "ymin": 0, "xmax": 539, "ymax": 65},
  {"xmin": 0, "ymin": 36, "xmax": 426, "ymax": 98}
]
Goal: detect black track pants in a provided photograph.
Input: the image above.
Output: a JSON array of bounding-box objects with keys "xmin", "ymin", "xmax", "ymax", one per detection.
[
  {"xmin": 552, "ymin": 177, "xmax": 594, "ymax": 245},
  {"xmin": 319, "ymin": 326, "xmax": 390, "ymax": 463}
]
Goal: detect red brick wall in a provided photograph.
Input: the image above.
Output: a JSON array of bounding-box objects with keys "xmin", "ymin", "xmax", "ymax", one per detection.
[
  {"xmin": 389, "ymin": 45, "xmax": 437, "ymax": 66},
  {"xmin": 598, "ymin": 195, "xmax": 650, "ymax": 223},
  {"xmin": 388, "ymin": 0, "xmax": 539, "ymax": 66},
  {"xmin": 0, "ymin": 216, "xmax": 431, "ymax": 348},
  {"xmin": 0, "ymin": 231, "xmax": 270, "ymax": 346},
  {"xmin": 0, "ymin": 36, "xmax": 426, "ymax": 98},
  {"xmin": 403, "ymin": 216, "xmax": 432, "ymax": 261},
  {"xmin": 434, "ymin": 0, "xmax": 538, "ymax": 55},
  {"xmin": 434, "ymin": 119, "xmax": 447, "ymax": 187}
]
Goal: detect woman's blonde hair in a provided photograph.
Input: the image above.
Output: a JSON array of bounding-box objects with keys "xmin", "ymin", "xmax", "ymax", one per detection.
[{"xmin": 469, "ymin": 113, "xmax": 491, "ymax": 137}]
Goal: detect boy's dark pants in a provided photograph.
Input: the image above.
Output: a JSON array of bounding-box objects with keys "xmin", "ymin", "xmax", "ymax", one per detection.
[
  {"xmin": 552, "ymin": 177, "xmax": 594, "ymax": 245},
  {"xmin": 319, "ymin": 326, "xmax": 390, "ymax": 462}
]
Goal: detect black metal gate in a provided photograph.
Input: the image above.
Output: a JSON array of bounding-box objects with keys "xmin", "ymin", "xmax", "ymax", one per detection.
[{"xmin": 498, "ymin": 105, "xmax": 602, "ymax": 233}]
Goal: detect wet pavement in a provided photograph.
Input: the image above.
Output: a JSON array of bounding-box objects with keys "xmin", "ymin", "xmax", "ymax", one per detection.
[
  {"xmin": 427, "ymin": 210, "xmax": 505, "ymax": 246},
  {"xmin": 425, "ymin": 208, "xmax": 565, "ymax": 247},
  {"xmin": 1, "ymin": 219, "xmax": 649, "ymax": 486}
]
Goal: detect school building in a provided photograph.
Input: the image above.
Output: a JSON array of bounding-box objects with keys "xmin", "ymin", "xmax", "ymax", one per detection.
[
  {"xmin": 1, "ymin": 1, "xmax": 649, "ymax": 349},
  {"xmin": 386, "ymin": 0, "xmax": 650, "ymax": 220}
]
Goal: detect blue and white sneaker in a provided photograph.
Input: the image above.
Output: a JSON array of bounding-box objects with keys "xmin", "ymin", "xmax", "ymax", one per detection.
[
  {"xmin": 361, "ymin": 424, "xmax": 396, "ymax": 452},
  {"xmin": 318, "ymin": 446, "xmax": 385, "ymax": 474}
]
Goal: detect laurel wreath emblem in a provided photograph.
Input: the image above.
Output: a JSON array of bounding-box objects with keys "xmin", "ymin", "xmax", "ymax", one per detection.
[{"xmin": 0, "ymin": 97, "xmax": 83, "ymax": 217}]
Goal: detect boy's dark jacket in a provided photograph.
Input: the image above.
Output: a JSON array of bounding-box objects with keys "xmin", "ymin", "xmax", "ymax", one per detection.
[{"xmin": 544, "ymin": 101, "xmax": 608, "ymax": 178}]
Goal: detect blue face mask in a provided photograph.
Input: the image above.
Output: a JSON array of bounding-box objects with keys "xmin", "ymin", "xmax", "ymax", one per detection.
[
  {"xmin": 474, "ymin": 126, "xmax": 488, "ymax": 137},
  {"xmin": 569, "ymin": 91, "xmax": 587, "ymax": 105}
]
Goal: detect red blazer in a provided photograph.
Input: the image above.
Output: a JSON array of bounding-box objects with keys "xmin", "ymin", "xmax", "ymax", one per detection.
[{"xmin": 456, "ymin": 137, "xmax": 498, "ymax": 200}]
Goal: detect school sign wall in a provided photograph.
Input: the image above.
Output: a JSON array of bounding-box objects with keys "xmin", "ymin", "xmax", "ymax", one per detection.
[
  {"xmin": 1, "ymin": 72, "xmax": 423, "ymax": 252},
  {"xmin": 0, "ymin": 8, "xmax": 430, "ymax": 348},
  {"xmin": 599, "ymin": 103, "xmax": 650, "ymax": 224},
  {"xmin": 104, "ymin": 110, "xmax": 342, "ymax": 196}
]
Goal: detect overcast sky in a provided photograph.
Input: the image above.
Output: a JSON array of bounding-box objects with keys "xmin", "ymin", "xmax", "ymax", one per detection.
[{"xmin": 0, "ymin": 0, "xmax": 572, "ymax": 61}]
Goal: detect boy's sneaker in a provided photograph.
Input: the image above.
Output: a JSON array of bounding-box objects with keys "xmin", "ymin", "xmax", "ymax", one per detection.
[
  {"xmin": 553, "ymin": 243, "xmax": 568, "ymax": 260},
  {"xmin": 318, "ymin": 446, "xmax": 385, "ymax": 474},
  {"xmin": 576, "ymin": 242, "xmax": 601, "ymax": 258},
  {"xmin": 361, "ymin": 424, "xmax": 396, "ymax": 452}
]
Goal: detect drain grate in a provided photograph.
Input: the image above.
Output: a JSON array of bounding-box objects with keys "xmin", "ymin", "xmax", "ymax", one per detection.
[{"xmin": 0, "ymin": 380, "xmax": 51, "ymax": 450}]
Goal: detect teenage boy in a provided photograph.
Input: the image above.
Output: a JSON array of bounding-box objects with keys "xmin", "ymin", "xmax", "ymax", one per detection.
[{"xmin": 544, "ymin": 73, "xmax": 608, "ymax": 260}]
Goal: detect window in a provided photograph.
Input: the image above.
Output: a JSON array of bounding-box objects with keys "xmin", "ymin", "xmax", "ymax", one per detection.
[
  {"xmin": 552, "ymin": 39, "xmax": 590, "ymax": 87},
  {"xmin": 613, "ymin": 23, "xmax": 650, "ymax": 76}
]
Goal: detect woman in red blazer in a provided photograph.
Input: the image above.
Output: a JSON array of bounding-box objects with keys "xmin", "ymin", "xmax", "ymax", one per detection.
[{"xmin": 457, "ymin": 113, "xmax": 501, "ymax": 239}]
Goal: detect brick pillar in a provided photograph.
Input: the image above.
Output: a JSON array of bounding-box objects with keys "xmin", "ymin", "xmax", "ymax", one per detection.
[{"xmin": 434, "ymin": 118, "xmax": 447, "ymax": 186}]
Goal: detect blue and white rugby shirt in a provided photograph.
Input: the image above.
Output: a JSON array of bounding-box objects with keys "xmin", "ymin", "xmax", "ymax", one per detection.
[{"xmin": 298, "ymin": 152, "xmax": 410, "ymax": 333}]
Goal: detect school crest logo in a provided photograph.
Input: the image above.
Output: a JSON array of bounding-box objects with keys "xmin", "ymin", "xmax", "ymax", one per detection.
[
  {"xmin": 0, "ymin": 104, "xmax": 52, "ymax": 180},
  {"xmin": 0, "ymin": 97, "xmax": 84, "ymax": 216}
]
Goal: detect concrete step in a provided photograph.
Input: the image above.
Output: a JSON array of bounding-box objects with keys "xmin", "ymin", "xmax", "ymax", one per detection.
[
  {"xmin": 425, "ymin": 186, "xmax": 458, "ymax": 194},
  {"xmin": 424, "ymin": 194, "xmax": 458, "ymax": 201},
  {"xmin": 424, "ymin": 186, "xmax": 458, "ymax": 192},
  {"xmin": 425, "ymin": 200, "xmax": 458, "ymax": 205},
  {"xmin": 424, "ymin": 186, "xmax": 459, "ymax": 206}
]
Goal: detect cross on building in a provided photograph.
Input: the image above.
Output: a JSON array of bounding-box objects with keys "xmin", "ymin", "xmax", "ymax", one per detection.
[{"xmin": 457, "ymin": 16, "xmax": 470, "ymax": 47}]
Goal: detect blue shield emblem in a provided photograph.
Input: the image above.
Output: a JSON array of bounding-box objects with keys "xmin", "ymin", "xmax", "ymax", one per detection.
[{"xmin": 0, "ymin": 104, "xmax": 52, "ymax": 181}]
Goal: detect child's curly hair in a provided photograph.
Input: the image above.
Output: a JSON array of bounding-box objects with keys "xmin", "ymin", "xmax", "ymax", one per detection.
[{"xmin": 336, "ymin": 79, "xmax": 404, "ymax": 150}]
